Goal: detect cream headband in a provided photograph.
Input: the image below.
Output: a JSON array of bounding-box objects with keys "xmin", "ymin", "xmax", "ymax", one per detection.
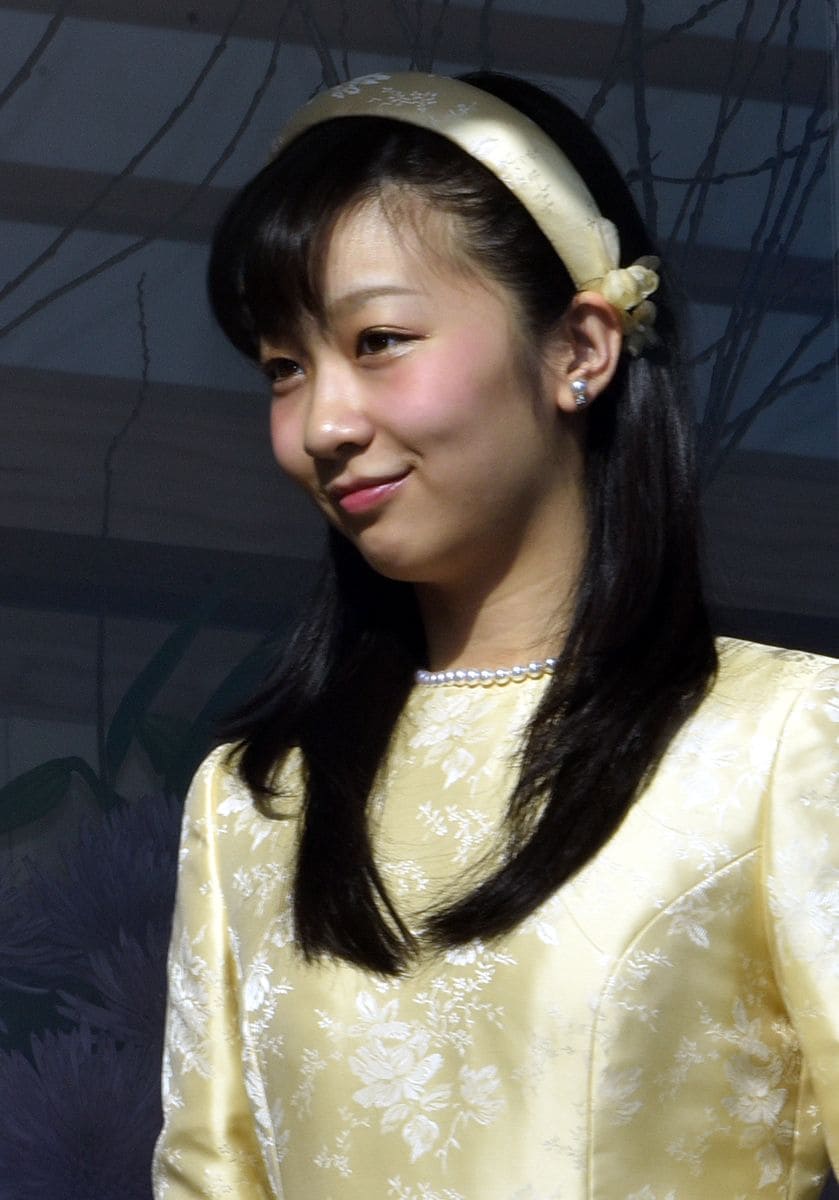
[{"xmin": 275, "ymin": 72, "xmax": 660, "ymax": 356}]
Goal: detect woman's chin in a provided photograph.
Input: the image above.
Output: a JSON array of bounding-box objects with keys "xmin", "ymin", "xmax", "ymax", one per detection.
[
  {"xmin": 357, "ymin": 549, "xmax": 425, "ymax": 584},
  {"xmin": 349, "ymin": 536, "xmax": 439, "ymax": 585}
]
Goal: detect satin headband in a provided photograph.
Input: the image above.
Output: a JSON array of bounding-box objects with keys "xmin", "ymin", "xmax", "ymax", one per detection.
[{"xmin": 275, "ymin": 72, "xmax": 660, "ymax": 356}]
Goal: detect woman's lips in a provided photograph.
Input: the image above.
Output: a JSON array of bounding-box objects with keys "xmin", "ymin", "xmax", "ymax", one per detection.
[{"xmin": 333, "ymin": 474, "xmax": 408, "ymax": 515}]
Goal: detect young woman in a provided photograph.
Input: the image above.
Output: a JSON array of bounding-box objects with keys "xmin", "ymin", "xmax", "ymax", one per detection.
[{"xmin": 153, "ymin": 72, "xmax": 838, "ymax": 1198}]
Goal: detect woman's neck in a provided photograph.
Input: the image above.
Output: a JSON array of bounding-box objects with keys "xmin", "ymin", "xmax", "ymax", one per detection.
[
  {"xmin": 414, "ymin": 550, "xmax": 580, "ymax": 672},
  {"xmin": 412, "ymin": 434, "xmax": 588, "ymax": 672}
]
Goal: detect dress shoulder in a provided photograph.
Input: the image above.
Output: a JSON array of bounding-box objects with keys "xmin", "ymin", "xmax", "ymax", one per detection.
[{"xmin": 748, "ymin": 640, "xmax": 839, "ymax": 1170}]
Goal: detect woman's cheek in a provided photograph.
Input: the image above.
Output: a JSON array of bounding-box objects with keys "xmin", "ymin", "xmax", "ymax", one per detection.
[{"xmin": 269, "ymin": 402, "xmax": 306, "ymax": 479}]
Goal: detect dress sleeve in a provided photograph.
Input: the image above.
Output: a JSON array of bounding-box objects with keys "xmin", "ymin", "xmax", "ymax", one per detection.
[
  {"xmin": 152, "ymin": 751, "xmax": 274, "ymax": 1199},
  {"xmin": 764, "ymin": 659, "xmax": 839, "ymax": 1171}
]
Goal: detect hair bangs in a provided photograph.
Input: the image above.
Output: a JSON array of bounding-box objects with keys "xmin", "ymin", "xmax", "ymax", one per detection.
[
  {"xmin": 208, "ymin": 115, "xmax": 570, "ymax": 364},
  {"xmin": 209, "ymin": 122, "xmax": 389, "ymax": 360}
]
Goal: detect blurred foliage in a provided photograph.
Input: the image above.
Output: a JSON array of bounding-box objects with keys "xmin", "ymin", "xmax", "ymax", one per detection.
[{"xmin": 0, "ymin": 590, "xmax": 271, "ymax": 831}]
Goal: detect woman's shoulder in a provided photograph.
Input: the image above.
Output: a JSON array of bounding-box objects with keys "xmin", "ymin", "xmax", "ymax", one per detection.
[
  {"xmin": 712, "ymin": 635, "xmax": 838, "ymax": 711},
  {"xmin": 191, "ymin": 740, "xmax": 237, "ymax": 782},
  {"xmin": 640, "ymin": 637, "xmax": 837, "ymax": 869},
  {"xmin": 658, "ymin": 636, "xmax": 838, "ymax": 799},
  {"xmin": 183, "ymin": 741, "xmax": 304, "ymax": 824}
]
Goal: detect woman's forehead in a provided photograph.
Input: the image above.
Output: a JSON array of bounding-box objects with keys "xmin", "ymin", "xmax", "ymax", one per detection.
[
  {"xmin": 321, "ymin": 192, "xmax": 500, "ymax": 304},
  {"xmin": 249, "ymin": 186, "xmax": 520, "ymax": 350},
  {"xmin": 329, "ymin": 191, "xmax": 453, "ymax": 262}
]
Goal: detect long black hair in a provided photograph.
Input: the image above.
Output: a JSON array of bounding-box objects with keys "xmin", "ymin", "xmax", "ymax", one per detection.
[{"xmin": 208, "ymin": 71, "xmax": 717, "ymax": 975}]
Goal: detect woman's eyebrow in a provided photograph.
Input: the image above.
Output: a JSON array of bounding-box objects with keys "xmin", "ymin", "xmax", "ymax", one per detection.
[
  {"xmin": 256, "ymin": 286, "xmax": 426, "ymax": 363},
  {"xmin": 326, "ymin": 285, "xmax": 421, "ymax": 318}
]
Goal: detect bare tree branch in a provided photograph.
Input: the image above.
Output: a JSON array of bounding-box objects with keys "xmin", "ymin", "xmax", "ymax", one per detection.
[
  {"xmin": 0, "ymin": 0, "xmax": 71, "ymax": 110},
  {"xmin": 680, "ymin": 0, "xmax": 761, "ymax": 250},
  {"xmin": 0, "ymin": 0, "xmax": 250, "ymax": 303},
  {"xmin": 651, "ymin": 0, "xmax": 735, "ymax": 46},
  {"xmin": 628, "ymin": 125, "xmax": 832, "ymax": 185},
  {"xmin": 387, "ymin": 0, "xmax": 420, "ymax": 69},
  {"xmin": 0, "ymin": 2, "xmax": 293, "ymax": 341},
  {"xmin": 707, "ymin": 0, "xmax": 822, "ymax": 440},
  {"xmin": 101, "ymin": 273, "xmax": 150, "ymax": 542},
  {"xmin": 706, "ymin": 309, "xmax": 834, "ymax": 479},
  {"xmin": 586, "ymin": 0, "xmax": 732, "ymax": 124},
  {"xmin": 409, "ymin": 0, "xmax": 435, "ymax": 72},
  {"xmin": 699, "ymin": 2, "xmax": 797, "ymax": 434},
  {"xmin": 294, "ymin": 0, "xmax": 339, "ymax": 87},
  {"xmin": 724, "ymin": 338, "xmax": 835, "ymax": 447},
  {"xmin": 412, "ymin": 0, "xmax": 425, "ymax": 69},
  {"xmin": 427, "ymin": 0, "xmax": 453, "ymax": 69},
  {"xmin": 667, "ymin": 0, "xmax": 782, "ymax": 257},
  {"xmin": 689, "ymin": 337, "xmax": 725, "ymax": 369},
  {"xmin": 585, "ymin": 16, "xmax": 630, "ymax": 124},
  {"xmin": 337, "ymin": 0, "xmax": 352, "ymax": 81},
  {"xmin": 679, "ymin": 2, "xmax": 820, "ymax": 467},
  {"xmin": 97, "ymin": 272, "xmax": 151, "ymax": 780},
  {"xmin": 626, "ymin": 0, "xmax": 658, "ymax": 237},
  {"xmin": 702, "ymin": 63, "xmax": 829, "ymax": 458},
  {"xmin": 479, "ymin": 0, "xmax": 496, "ymax": 71},
  {"xmin": 728, "ymin": 113, "xmax": 829, "ymax": 386}
]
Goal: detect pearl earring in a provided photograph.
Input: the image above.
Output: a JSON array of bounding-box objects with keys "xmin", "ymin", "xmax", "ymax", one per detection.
[{"xmin": 571, "ymin": 379, "xmax": 589, "ymax": 409}]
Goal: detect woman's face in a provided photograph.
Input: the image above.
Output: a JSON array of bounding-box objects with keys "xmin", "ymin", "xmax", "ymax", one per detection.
[{"xmin": 261, "ymin": 197, "xmax": 585, "ymax": 593}]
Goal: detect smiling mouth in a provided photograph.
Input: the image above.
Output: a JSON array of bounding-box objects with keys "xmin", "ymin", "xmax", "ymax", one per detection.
[{"xmin": 331, "ymin": 474, "xmax": 409, "ymax": 515}]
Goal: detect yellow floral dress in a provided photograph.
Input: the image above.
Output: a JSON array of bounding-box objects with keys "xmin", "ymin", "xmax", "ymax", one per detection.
[{"xmin": 153, "ymin": 639, "xmax": 839, "ymax": 1199}]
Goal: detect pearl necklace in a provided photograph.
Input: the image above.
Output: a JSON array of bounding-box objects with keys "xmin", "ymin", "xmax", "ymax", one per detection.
[{"xmin": 415, "ymin": 657, "xmax": 558, "ymax": 687}]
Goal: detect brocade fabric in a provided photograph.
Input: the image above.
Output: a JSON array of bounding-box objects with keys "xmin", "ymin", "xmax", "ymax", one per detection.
[{"xmin": 153, "ymin": 639, "xmax": 839, "ymax": 1199}]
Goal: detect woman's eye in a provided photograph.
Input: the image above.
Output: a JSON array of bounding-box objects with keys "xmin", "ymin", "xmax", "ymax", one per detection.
[
  {"xmin": 261, "ymin": 357, "xmax": 303, "ymax": 388},
  {"xmin": 356, "ymin": 330, "xmax": 411, "ymax": 357}
]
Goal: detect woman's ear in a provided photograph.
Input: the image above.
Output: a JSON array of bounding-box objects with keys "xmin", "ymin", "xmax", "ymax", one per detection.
[{"xmin": 549, "ymin": 291, "xmax": 624, "ymax": 414}]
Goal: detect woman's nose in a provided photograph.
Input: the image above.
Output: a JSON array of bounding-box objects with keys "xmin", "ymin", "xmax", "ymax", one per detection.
[{"xmin": 303, "ymin": 367, "xmax": 374, "ymax": 459}]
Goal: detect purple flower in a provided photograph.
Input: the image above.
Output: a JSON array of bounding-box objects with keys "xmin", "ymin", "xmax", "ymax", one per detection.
[
  {"xmin": 26, "ymin": 793, "xmax": 181, "ymax": 970},
  {"xmin": 57, "ymin": 927, "xmax": 169, "ymax": 1052},
  {"xmin": 0, "ymin": 874, "xmax": 62, "ymax": 991},
  {"xmin": 0, "ymin": 1026, "xmax": 160, "ymax": 1199}
]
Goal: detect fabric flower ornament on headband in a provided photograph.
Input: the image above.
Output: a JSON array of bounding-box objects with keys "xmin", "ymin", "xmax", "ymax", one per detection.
[
  {"xmin": 599, "ymin": 257, "xmax": 661, "ymax": 357},
  {"xmin": 275, "ymin": 72, "xmax": 661, "ymax": 357}
]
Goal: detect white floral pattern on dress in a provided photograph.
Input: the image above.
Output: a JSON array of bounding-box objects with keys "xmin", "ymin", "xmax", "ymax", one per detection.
[
  {"xmin": 768, "ymin": 836, "xmax": 839, "ymax": 974},
  {"xmin": 154, "ymin": 645, "xmax": 839, "ymax": 1199},
  {"xmin": 166, "ymin": 926, "xmax": 215, "ymax": 1079}
]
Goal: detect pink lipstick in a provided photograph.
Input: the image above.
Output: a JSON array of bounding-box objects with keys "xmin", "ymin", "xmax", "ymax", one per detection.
[{"xmin": 336, "ymin": 475, "xmax": 407, "ymax": 514}]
